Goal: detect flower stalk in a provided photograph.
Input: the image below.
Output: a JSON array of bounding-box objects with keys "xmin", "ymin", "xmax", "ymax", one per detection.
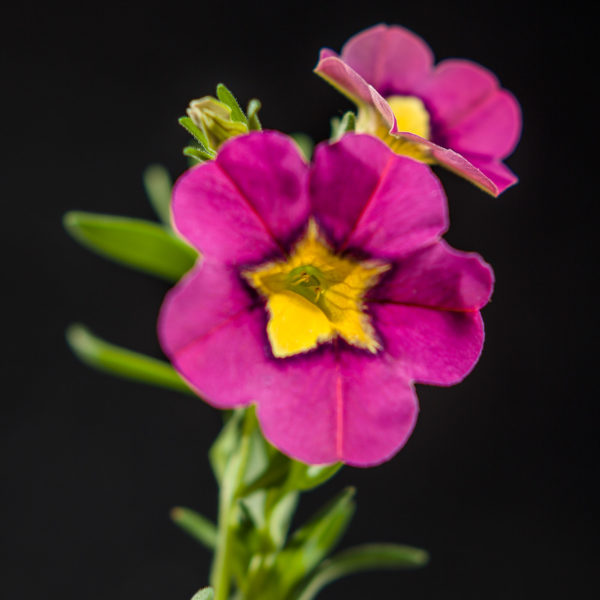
[{"xmin": 210, "ymin": 409, "xmax": 255, "ymax": 600}]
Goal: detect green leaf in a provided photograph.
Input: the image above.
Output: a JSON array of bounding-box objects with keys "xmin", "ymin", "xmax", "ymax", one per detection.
[
  {"xmin": 142, "ymin": 164, "xmax": 172, "ymax": 226},
  {"xmin": 183, "ymin": 145, "xmax": 217, "ymax": 162},
  {"xmin": 274, "ymin": 487, "xmax": 356, "ymax": 595},
  {"xmin": 285, "ymin": 461, "xmax": 342, "ymax": 492},
  {"xmin": 246, "ymin": 99, "xmax": 262, "ymax": 131},
  {"xmin": 191, "ymin": 588, "xmax": 214, "ymax": 600},
  {"xmin": 63, "ymin": 211, "xmax": 198, "ymax": 282},
  {"xmin": 178, "ymin": 116, "xmax": 211, "ymax": 149},
  {"xmin": 290, "ymin": 133, "xmax": 314, "ymax": 161},
  {"xmin": 292, "ymin": 543, "xmax": 429, "ymax": 600},
  {"xmin": 66, "ymin": 324, "xmax": 192, "ymax": 394},
  {"xmin": 170, "ymin": 506, "xmax": 217, "ymax": 550},
  {"xmin": 216, "ymin": 84, "xmax": 248, "ymax": 125},
  {"xmin": 266, "ymin": 490, "xmax": 298, "ymax": 549}
]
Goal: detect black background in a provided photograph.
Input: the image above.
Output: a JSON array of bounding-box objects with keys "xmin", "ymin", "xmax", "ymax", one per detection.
[{"xmin": 2, "ymin": 1, "xmax": 597, "ymax": 598}]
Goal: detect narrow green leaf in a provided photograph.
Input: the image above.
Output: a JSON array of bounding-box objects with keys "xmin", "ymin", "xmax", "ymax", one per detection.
[
  {"xmin": 216, "ymin": 83, "xmax": 248, "ymax": 125},
  {"xmin": 246, "ymin": 99, "xmax": 262, "ymax": 131},
  {"xmin": 170, "ymin": 506, "xmax": 217, "ymax": 550},
  {"xmin": 66, "ymin": 324, "xmax": 192, "ymax": 394},
  {"xmin": 293, "ymin": 543, "xmax": 430, "ymax": 600},
  {"xmin": 266, "ymin": 490, "xmax": 299, "ymax": 549},
  {"xmin": 142, "ymin": 164, "xmax": 173, "ymax": 226},
  {"xmin": 290, "ymin": 133, "xmax": 314, "ymax": 161},
  {"xmin": 183, "ymin": 145, "xmax": 217, "ymax": 162},
  {"xmin": 178, "ymin": 116, "xmax": 211, "ymax": 148},
  {"xmin": 63, "ymin": 211, "xmax": 198, "ymax": 282},
  {"xmin": 274, "ymin": 487, "xmax": 356, "ymax": 594},
  {"xmin": 191, "ymin": 588, "xmax": 214, "ymax": 600}
]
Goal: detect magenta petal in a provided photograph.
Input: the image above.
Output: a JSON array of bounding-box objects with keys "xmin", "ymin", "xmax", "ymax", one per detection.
[
  {"xmin": 417, "ymin": 59, "xmax": 499, "ymax": 127},
  {"xmin": 311, "ymin": 134, "xmax": 447, "ymax": 257},
  {"xmin": 172, "ymin": 161, "xmax": 278, "ymax": 265},
  {"xmin": 171, "ymin": 132, "xmax": 309, "ymax": 264},
  {"xmin": 216, "ymin": 131, "xmax": 311, "ymax": 246},
  {"xmin": 370, "ymin": 240, "xmax": 494, "ymax": 310},
  {"xmin": 340, "ymin": 24, "xmax": 434, "ymax": 94},
  {"xmin": 372, "ymin": 303, "xmax": 485, "ymax": 386},
  {"xmin": 257, "ymin": 348, "xmax": 418, "ymax": 467},
  {"xmin": 443, "ymin": 89, "xmax": 522, "ymax": 158},
  {"xmin": 158, "ymin": 262, "xmax": 276, "ymax": 409},
  {"xmin": 158, "ymin": 261, "xmax": 255, "ymax": 363}
]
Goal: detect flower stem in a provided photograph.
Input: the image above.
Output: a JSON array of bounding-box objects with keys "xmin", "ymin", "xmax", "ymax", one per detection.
[{"xmin": 210, "ymin": 409, "xmax": 254, "ymax": 600}]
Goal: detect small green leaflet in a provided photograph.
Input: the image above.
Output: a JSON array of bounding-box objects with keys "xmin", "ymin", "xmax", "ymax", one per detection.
[
  {"xmin": 216, "ymin": 83, "xmax": 248, "ymax": 125},
  {"xmin": 170, "ymin": 506, "xmax": 217, "ymax": 550},
  {"xmin": 142, "ymin": 164, "xmax": 172, "ymax": 226},
  {"xmin": 190, "ymin": 588, "xmax": 214, "ymax": 600}
]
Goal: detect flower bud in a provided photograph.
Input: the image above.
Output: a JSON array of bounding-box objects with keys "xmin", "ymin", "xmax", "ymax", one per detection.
[{"xmin": 187, "ymin": 96, "xmax": 248, "ymax": 151}]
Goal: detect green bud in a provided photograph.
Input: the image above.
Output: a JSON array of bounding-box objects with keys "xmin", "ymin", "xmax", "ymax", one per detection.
[{"xmin": 187, "ymin": 96, "xmax": 249, "ymax": 151}]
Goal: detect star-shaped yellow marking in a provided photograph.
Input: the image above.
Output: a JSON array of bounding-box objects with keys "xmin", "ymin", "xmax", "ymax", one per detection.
[{"xmin": 243, "ymin": 220, "xmax": 389, "ymax": 358}]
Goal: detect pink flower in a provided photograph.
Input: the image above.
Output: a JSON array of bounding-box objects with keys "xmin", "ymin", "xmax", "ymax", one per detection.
[
  {"xmin": 315, "ymin": 24, "xmax": 521, "ymax": 196},
  {"xmin": 158, "ymin": 131, "xmax": 493, "ymax": 466}
]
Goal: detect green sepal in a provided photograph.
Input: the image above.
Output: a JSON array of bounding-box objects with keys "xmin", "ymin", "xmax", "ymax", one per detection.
[
  {"xmin": 191, "ymin": 588, "xmax": 214, "ymax": 600},
  {"xmin": 292, "ymin": 543, "xmax": 430, "ymax": 600},
  {"xmin": 246, "ymin": 99, "xmax": 262, "ymax": 131},
  {"xmin": 63, "ymin": 211, "xmax": 198, "ymax": 282},
  {"xmin": 290, "ymin": 133, "xmax": 314, "ymax": 161},
  {"xmin": 66, "ymin": 324, "xmax": 192, "ymax": 394},
  {"xmin": 142, "ymin": 164, "xmax": 172, "ymax": 226},
  {"xmin": 184, "ymin": 145, "xmax": 217, "ymax": 163},
  {"xmin": 170, "ymin": 506, "xmax": 218, "ymax": 550},
  {"xmin": 178, "ymin": 116, "xmax": 211, "ymax": 149},
  {"xmin": 331, "ymin": 111, "xmax": 356, "ymax": 141},
  {"xmin": 209, "ymin": 410, "xmax": 246, "ymax": 484},
  {"xmin": 216, "ymin": 83, "xmax": 248, "ymax": 125}
]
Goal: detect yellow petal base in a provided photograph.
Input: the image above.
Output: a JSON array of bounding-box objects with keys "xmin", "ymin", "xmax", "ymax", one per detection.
[
  {"xmin": 243, "ymin": 221, "xmax": 389, "ymax": 358},
  {"xmin": 356, "ymin": 95, "xmax": 434, "ymax": 163}
]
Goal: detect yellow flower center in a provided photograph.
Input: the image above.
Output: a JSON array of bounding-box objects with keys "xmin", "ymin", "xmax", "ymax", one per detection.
[
  {"xmin": 243, "ymin": 221, "xmax": 389, "ymax": 358},
  {"xmin": 356, "ymin": 95, "xmax": 433, "ymax": 162}
]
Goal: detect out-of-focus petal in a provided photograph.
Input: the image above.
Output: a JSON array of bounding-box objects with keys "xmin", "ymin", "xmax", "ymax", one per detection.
[
  {"xmin": 171, "ymin": 132, "xmax": 310, "ymax": 264},
  {"xmin": 443, "ymin": 89, "xmax": 522, "ymax": 159},
  {"xmin": 340, "ymin": 24, "xmax": 434, "ymax": 95},
  {"xmin": 257, "ymin": 347, "xmax": 418, "ymax": 466},
  {"xmin": 370, "ymin": 240, "xmax": 494, "ymax": 310},
  {"xmin": 311, "ymin": 134, "xmax": 447, "ymax": 257},
  {"xmin": 391, "ymin": 132, "xmax": 501, "ymax": 196},
  {"xmin": 314, "ymin": 52, "xmax": 394, "ymax": 114},
  {"xmin": 417, "ymin": 59, "xmax": 499, "ymax": 127},
  {"xmin": 372, "ymin": 303, "xmax": 485, "ymax": 386},
  {"xmin": 470, "ymin": 158, "xmax": 519, "ymax": 195}
]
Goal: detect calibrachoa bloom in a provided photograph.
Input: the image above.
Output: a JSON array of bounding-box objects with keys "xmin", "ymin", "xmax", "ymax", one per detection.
[
  {"xmin": 158, "ymin": 131, "xmax": 493, "ymax": 466},
  {"xmin": 315, "ymin": 24, "xmax": 521, "ymax": 196}
]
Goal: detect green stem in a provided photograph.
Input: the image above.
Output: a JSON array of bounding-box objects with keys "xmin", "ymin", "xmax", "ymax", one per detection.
[{"xmin": 210, "ymin": 409, "xmax": 254, "ymax": 600}]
